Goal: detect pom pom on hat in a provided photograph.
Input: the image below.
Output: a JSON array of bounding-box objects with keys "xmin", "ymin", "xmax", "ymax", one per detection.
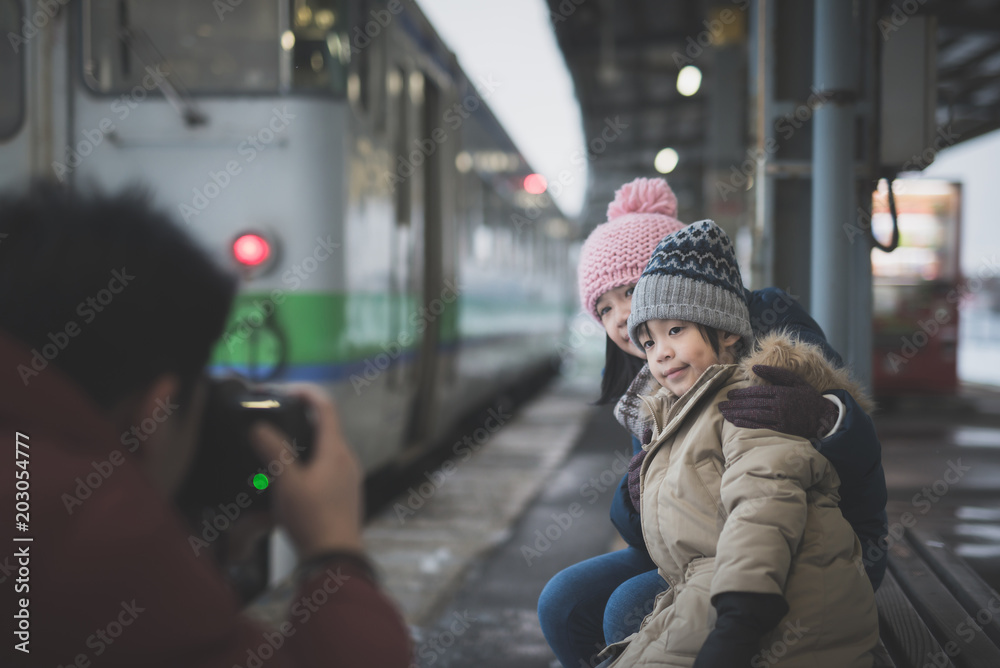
[
  {"xmin": 578, "ymin": 178, "xmax": 686, "ymax": 322},
  {"xmin": 607, "ymin": 177, "xmax": 678, "ymax": 220}
]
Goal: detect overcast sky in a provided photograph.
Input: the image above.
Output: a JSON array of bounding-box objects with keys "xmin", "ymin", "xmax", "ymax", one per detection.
[{"xmin": 416, "ymin": 0, "xmax": 587, "ymax": 218}]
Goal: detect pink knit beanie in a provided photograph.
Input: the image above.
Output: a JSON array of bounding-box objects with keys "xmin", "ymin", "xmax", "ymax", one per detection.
[{"xmin": 578, "ymin": 177, "xmax": 686, "ymax": 321}]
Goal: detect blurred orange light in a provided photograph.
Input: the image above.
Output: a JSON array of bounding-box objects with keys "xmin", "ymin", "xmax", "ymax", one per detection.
[
  {"xmin": 524, "ymin": 173, "xmax": 547, "ymax": 194},
  {"xmin": 233, "ymin": 234, "xmax": 271, "ymax": 266}
]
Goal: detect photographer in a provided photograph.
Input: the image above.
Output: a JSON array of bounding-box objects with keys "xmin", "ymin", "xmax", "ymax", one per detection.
[{"xmin": 0, "ymin": 183, "xmax": 411, "ymax": 667}]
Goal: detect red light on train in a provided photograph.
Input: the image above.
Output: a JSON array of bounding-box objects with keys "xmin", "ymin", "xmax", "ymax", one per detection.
[
  {"xmin": 524, "ymin": 173, "xmax": 547, "ymax": 194},
  {"xmin": 233, "ymin": 233, "xmax": 271, "ymax": 267}
]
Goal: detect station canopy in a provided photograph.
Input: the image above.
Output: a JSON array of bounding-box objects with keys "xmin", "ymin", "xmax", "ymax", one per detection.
[{"xmin": 547, "ymin": 0, "xmax": 1000, "ymax": 228}]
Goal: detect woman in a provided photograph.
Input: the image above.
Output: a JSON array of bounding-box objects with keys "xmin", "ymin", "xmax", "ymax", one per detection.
[{"xmin": 537, "ymin": 178, "xmax": 887, "ymax": 667}]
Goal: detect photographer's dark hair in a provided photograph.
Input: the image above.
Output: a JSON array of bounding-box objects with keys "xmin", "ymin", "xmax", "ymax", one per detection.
[
  {"xmin": 596, "ymin": 335, "xmax": 647, "ymax": 405},
  {"xmin": 0, "ymin": 180, "xmax": 237, "ymax": 410}
]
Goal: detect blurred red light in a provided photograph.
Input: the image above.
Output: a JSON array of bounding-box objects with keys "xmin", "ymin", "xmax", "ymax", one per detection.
[
  {"xmin": 524, "ymin": 173, "xmax": 547, "ymax": 194},
  {"xmin": 233, "ymin": 234, "xmax": 270, "ymax": 266}
]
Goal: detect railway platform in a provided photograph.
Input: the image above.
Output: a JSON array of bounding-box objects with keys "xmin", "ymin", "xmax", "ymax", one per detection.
[
  {"xmin": 249, "ymin": 358, "xmax": 1000, "ymax": 667},
  {"xmin": 367, "ymin": 365, "xmax": 1000, "ymax": 666}
]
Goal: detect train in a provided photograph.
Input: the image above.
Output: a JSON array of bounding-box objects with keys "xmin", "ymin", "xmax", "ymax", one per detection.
[{"xmin": 0, "ymin": 0, "xmax": 576, "ymax": 485}]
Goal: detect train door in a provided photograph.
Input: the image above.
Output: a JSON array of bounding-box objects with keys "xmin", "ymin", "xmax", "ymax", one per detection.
[
  {"xmin": 387, "ymin": 64, "xmax": 415, "ymax": 398},
  {"xmin": 385, "ymin": 60, "xmax": 446, "ymax": 452},
  {"xmin": 408, "ymin": 74, "xmax": 444, "ymax": 443}
]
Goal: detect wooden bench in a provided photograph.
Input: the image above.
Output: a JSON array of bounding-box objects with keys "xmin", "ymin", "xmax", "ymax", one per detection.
[{"xmin": 874, "ymin": 527, "xmax": 1000, "ymax": 667}]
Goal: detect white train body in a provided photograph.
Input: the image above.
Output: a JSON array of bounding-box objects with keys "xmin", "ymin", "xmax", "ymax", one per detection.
[{"xmin": 0, "ymin": 0, "xmax": 574, "ymax": 473}]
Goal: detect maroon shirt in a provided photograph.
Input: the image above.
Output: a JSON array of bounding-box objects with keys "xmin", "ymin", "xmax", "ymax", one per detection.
[{"xmin": 0, "ymin": 332, "xmax": 411, "ymax": 667}]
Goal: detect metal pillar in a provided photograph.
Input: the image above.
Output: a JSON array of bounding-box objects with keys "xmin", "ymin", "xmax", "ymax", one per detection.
[
  {"xmin": 751, "ymin": 0, "xmax": 775, "ymax": 290},
  {"xmin": 810, "ymin": 0, "xmax": 857, "ymax": 360}
]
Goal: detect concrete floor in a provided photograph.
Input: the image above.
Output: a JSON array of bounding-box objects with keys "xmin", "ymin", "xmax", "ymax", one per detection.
[{"xmin": 367, "ymin": 380, "xmax": 1000, "ymax": 667}]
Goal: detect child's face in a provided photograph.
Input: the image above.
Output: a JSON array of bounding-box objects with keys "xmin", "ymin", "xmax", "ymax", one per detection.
[
  {"xmin": 596, "ymin": 283, "xmax": 644, "ymax": 359},
  {"xmin": 637, "ymin": 319, "xmax": 740, "ymax": 396}
]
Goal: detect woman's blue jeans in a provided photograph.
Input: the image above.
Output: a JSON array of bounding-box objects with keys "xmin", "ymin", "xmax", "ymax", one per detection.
[{"xmin": 538, "ymin": 547, "xmax": 668, "ymax": 667}]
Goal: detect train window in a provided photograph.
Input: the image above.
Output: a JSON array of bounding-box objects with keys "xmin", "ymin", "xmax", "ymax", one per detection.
[
  {"xmin": 393, "ymin": 66, "xmax": 411, "ymax": 224},
  {"xmin": 0, "ymin": 0, "xmax": 24, "ymax": 139},
  {"xmin": 84, "ymin": 0, "xmax": 280, "ymax": 93},
  {"xmin": 290, "ymin": 0, "xmax": 349, "ymax": 94},
  {"xmin": 82, "ymin": 0, "xmax": 347, "ymax": 95}
]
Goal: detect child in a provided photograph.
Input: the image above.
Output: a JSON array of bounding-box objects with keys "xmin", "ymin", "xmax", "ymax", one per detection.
[{"xmin": 597, "ymin": 220, "xmax": 878, "ymax": 668}]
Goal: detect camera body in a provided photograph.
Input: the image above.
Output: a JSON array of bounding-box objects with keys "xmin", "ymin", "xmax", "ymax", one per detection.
[{"xmin": 173, "ymin": 377, "xmax": 316, "ymax": 522}]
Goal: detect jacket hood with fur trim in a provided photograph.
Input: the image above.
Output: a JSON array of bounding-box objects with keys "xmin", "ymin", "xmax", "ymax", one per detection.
[
  {"xmin": 739, "ymin": 331, "xmax": 875, "ymax": 414},
  {"xmin": 614, "ymin": 330, "xmax": 873, "ymax": 440}
]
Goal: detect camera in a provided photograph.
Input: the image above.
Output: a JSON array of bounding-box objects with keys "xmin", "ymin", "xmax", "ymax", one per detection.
[{"xmin": 173, "ymin": 377, "xmax": 317, "ymax": 522}]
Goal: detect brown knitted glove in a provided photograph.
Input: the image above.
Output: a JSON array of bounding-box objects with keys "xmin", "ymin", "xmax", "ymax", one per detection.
[{"xmin": 718, "ymin": 365, "xmax": 839, "ymax": 442}]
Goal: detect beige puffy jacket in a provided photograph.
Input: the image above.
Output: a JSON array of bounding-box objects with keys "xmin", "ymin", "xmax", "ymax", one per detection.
[{"xmin": 601, "ymin": 333, "xmax": 879, "ymax": 668}]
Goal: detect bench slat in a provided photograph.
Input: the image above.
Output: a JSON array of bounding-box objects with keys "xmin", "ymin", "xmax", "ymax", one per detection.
[
  {"xmin": 908, "ymin": 528, "xmax": 1000, "ymax": 647},
  {"xmin": 876, "ymin": 569, "xmax": 954, "ymax": 668},
  {"xmin": 888, "ymin": 536, "xmax": 1000, "ymax": 668}
]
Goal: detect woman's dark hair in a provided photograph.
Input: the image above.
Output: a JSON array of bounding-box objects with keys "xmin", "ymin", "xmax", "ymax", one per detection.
[
  {"xmin": 596, "ymin": 335, "xmax": 647, "ymax": 405},
  {"xmin": 0, "ymin": 180, "xmax": 237, "ymax": 411}
]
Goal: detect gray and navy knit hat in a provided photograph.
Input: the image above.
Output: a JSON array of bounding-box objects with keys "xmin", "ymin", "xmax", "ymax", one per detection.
[{"xmin": 627, "ymin": 219, "xmax": 752, "ymax": 347}]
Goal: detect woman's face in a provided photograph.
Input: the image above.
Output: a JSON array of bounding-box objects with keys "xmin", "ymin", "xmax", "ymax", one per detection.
[{"xmin": 596, "ymin": 283, "xmax": 644, "ymax": 359}]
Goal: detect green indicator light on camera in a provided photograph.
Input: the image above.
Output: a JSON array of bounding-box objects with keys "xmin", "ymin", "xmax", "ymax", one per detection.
[{"xmin": 253, "ymin": 474, "xmax": 270, "ymax": 490}]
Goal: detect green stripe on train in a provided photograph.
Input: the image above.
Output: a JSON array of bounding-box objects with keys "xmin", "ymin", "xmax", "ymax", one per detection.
[
  {"xmin": 212, "ymin": 292, "xmax": 457, "ymax": 366},
  {"xmin": 210, "ymin": 290, "xmax": 564, "ymax": 366}
]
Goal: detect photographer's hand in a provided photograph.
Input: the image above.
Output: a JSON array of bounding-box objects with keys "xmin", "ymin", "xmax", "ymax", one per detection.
[{"xmin": 249, "ymin": 384, "xmax": 364, "ymax": 559}]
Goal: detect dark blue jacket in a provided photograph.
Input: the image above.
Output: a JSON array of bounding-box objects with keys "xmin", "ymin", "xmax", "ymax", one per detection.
[{"xmin": 609, "ymin": 287, "xmax": 889, "ymax": 590}]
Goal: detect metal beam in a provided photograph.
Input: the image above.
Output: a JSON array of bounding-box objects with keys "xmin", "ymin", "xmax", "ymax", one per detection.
[{"xmin": 810, "ymin": 0, "xmax": 857, "ymax": 360}]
